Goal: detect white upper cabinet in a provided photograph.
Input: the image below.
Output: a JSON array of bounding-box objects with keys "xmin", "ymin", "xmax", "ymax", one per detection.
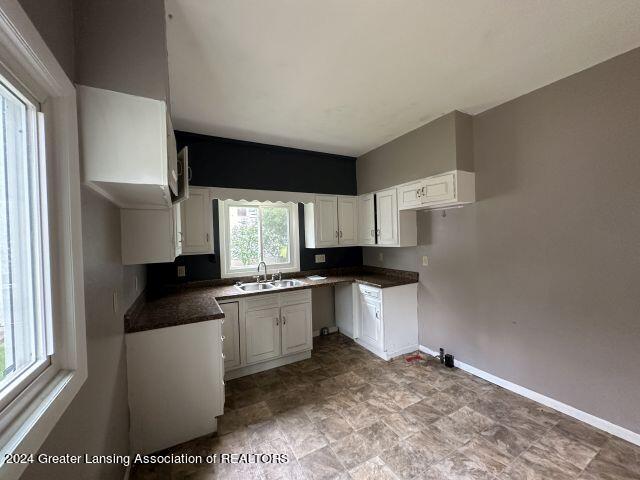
[
  {"xmin": 77, "ymin": 85, "xmax": 180, "ymax": 209},
  {"xmin": 358, "ymin": 194, "xmax": 376, "ymax": 245},
  {"xmin": 397, "ymin": 170, "xmax": 475, "ymax": 211},
  {"xmin": 375, "ymin": 188, "xmax": 398, "ymax": 245},
  {"xmin": 181, "ymin": 186, "xmax": 214, "ymax": 255},
  {"xmin": 304, "ymin": 194, "xmax": 358, "ymax": 248},
  {"xmin": 121, "ymin": 205, "xmax": 182, "ymax": 265},
  {"xmin": 397, "ymin": 179, "xmax": 426, "ymax": 210},
  {"xmin": 313, "ymin": 195, "xmax": 339, "ymax": 247},
  {"xmin": 337, "ymin": 196, "xmax": 358, "ymax": 246},
  {"xmin": 374, "ymin": 188, "xmax": 417, "ymax": 248}
]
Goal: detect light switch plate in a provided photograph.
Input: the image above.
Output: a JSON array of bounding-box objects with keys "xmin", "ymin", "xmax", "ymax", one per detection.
[
  {"xmin": 422, "ymin": 256, "xmax": 429, "ymax": 266},
  {"xmin": 177, "ymin": 265, "xmax": 186, "ymax": 277},
  {"xmin": 315, "ymin": 254, "xmax": 326, "ymax": 263}
]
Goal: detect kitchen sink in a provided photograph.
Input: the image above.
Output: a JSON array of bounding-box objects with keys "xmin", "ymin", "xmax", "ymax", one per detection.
[
  {"xmin": 270, "ymin": 279, "xmax": 304, "ymax": 288},
  {"xmin": 236, "ymin": 282, "xmax": 275, "ymax": 292}
]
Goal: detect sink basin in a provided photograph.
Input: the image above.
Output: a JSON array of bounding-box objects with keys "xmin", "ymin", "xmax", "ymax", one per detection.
[
  {"xmin": 270, "ymin": 279, "xmax": 304, "ymax": 288},
  {"xmin": 236, "ymin": 282, "xmax": 275, "ymax": 292}
]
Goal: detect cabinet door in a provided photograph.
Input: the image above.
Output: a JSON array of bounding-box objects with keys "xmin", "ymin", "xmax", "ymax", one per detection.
[
  {"xmin": 337, "ymin": 196, "xmax": 358, "ymax": 246},
  {"xmin": 182, "ymin": 186, "xmax": 214, "ymax": 254},
  {"xmin": 246, "ymin": 307, "xmax": 281, "ymax": 364},
  {"xmin": 281, "ymin": 303, "xmax": 313, "ymax": 356},
  {"xmin": 173, "ymin": 203, "xmax": 182, "ymax": 257},
  {"xmin": 423, "ymin": 172, "xmax": 456, "ymax": 205},
  {"xmin": 397, "ymin": 179, "xmax": 426, "ymax": 210},
  {"xmin": 358, "ymin": 194, "xmax": 376, "ymax": 245},
  {"xmin": 220, "ymin": 303, "xmax": 240, "ymax": 370},
  {"xmin": 314, "ymin": 195, "xmax": 339, "ymax": 247},
  {"xmin": 121, "ymin": 208, "xmax": 177, "ymax": 265},
  {"xmin": 375, "ymin": 188, "xmax": 398, "ymax": 245},
  {"xmin": 359, "ymin": 297, "xmax": 382, "ymax": 350}
]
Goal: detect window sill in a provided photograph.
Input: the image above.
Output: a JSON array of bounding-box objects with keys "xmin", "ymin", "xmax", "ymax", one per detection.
[{"xmin": 0, "ymin": 367, "xmax": 87, "ymax": 479}]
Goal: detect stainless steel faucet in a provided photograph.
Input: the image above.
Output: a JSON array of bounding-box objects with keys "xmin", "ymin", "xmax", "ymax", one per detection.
[{"xmin": 257, "ymin": 261, "xmax": 268, "ymax": 282}]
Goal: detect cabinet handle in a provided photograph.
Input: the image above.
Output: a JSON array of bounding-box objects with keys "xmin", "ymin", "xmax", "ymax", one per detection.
[
  {"xmin": 221, "ymin": 353, "xmax": 226, "ymax": 359},
  {"xmin": 221, "ymin": 335, "xmax": 225, "ymax": 341},
  {"xmin": 335, "ymin": 230, "xmax": 338, "ymax": 238},
  {"xmin": 370, "ymin": 229, "xmax": 375, "ymax": 237},
  {"xmin": 422, "ymin": 186, "xmax": 427, "ymax": 196},
  {"xmin": 376, "ymin": 228, "xmax": 381, "ymax": 236},
  {"xmin": 375, "ymin": 310, "xmax": 380, "ymax": 319},
  {"xmin": 339, "ymin": 230, "xmax": 343, "ymax": 238},
  {"xmin": 187, "ymin": 165, "xmax": 193, "ymax": 182},
  {"xmin": 416, "ymin": 188, "xmax": 422, "ymax": 198},
  {"xmin": 282, "ymin": 316, "xmax": 286, "ymax": 325},
  {"xmin": 206, "ymin": 233, "xmax": 210, "ymax": 243},
  {"xmin": 276, "ymin": 317, "xmax": 279, "ymax": 326}
]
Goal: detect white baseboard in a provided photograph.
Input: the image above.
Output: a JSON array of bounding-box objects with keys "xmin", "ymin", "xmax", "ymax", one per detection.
[
  {"xmin": 419, "ymin": 345, "xmax": 640, "ymax": 446},
  {"xmin": 313, "ymin": 326, "xmax": 339, "ymax": 337}
]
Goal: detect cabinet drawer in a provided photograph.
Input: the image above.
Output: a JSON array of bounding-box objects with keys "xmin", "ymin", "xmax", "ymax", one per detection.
[
  {"xmin": 245, "ymin": 293, "xmax": 280, "ymax": 311},
  {"xmin": 280, "ymin": 289, "xmax": 312, "ymax": 306},
  {"xmin": 358, "ymin": 284, "xmax": 381, "ymax": 300}
]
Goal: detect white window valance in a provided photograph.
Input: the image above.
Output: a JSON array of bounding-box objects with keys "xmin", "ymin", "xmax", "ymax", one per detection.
[{"xmin": 205, "ymin": 187, "xmax": 315, "ymax": 205}]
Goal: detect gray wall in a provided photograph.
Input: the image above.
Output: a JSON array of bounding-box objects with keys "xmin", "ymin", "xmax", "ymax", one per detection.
[
  {"xmin": 362, "ymin": 46, "xmax": 640, "ymax": 433},
  {"xmin": 74, "ymin": 0, "xmax": 169, "ymax": 102},
  {"xmin": 357, "ymin": 110, "xmax": 473, "ymax": 193},
  {"xmin": 18, "ymin": 1, "xmax": 148, "ymax": 478},
  {"xmin": 22, "ymin": 189, "xmax": 145, "ymax": 480}
]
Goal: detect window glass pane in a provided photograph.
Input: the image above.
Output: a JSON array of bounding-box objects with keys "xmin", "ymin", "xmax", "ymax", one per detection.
[
  {"xmin": 262, "ymin": 206, "xmax": 290, "ymax": 265},
  {"xmin": 0, "ymin": 79, "xmax": 43, "ymax": 391},
  {"xmin": 228, "ymin": 205, "xmax": 260, "ymax": 270}
]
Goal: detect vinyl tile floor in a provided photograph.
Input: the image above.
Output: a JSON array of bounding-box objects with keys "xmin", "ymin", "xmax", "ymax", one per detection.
[{"xmin": 131, "ymin": 333, "xmax": 640, "ymax": 480}]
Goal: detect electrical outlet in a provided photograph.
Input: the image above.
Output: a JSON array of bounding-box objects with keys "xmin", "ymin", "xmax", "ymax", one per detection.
[
  {"xmin": 422, "ymin": 255, "xmax": 429, "ymax": 266},
  {"xmin": 112, "ymin": 290, "xmax": 118, "ymax": 313},
  {"xmin": 378, "ymin": 252, "xmax": 384, "ymax": 261},
  {"xmin": 315, "ymin": 254, "xmax": 326, "ymax": 263},
  {"xmin": 177, "ymin": 265, "xmax": 186, "ymax": 277}
]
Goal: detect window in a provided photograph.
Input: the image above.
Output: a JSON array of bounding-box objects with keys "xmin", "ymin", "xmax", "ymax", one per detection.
[
  {"xmin": 0, "ymin": 71, "xmax": 50, "ymax": 408},
  {"xmin": 220, "ymin": 201, "xmax": 300, "ymax": 277},
  {"xmin": 0, "ymin": 4, "xmax": 86, "ymax": 478}
]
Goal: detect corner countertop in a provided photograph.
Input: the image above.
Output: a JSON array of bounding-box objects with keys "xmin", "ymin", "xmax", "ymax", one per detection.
[{"xmin": 124, "ymin": 267, "xmax": 418, "ymax": 334}]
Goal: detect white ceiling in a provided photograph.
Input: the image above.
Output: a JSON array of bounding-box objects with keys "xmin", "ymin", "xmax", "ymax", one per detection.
[{"xmin": 165, "ymin": 0, "xmax": 640, "ymax": 157}]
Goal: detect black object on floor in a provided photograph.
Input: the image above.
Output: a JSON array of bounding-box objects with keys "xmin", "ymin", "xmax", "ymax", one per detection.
[
  {"xmin": 439, "ymin": 348, "xmax": 445, "ymax": 364},
  {"xmin": 445, "ymin": 354, "xmax": 455, "ymax": 368}
]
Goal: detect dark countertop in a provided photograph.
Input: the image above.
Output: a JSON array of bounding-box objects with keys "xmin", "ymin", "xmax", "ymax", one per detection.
[{"xmin": 124, "ymin": 267, "xmax": 418, "ymax": 334}]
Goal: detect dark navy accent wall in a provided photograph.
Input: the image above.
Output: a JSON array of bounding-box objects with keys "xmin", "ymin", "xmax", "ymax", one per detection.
[{"xmin": 147, "ymin": 132, "xmax": 362, "ymax": 286}]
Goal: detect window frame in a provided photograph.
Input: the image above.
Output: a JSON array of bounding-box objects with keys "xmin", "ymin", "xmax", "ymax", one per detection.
[
  {"xmin": 219, "ymin": 200, "xmax": 300, "ymax": 278},
  {"xmin": 0, "ymin": 62, "xmax": 52, "ymax": 411},
  {"xmin": 0, "ymin": 2, "xmax": 87, "ymax": 479}
]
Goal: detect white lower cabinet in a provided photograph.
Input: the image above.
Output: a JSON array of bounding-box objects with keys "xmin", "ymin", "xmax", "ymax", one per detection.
[
  {"xmin": 221, "ymin": 302, "xmax": 241, "ymax": 369},
  {"xmin": 281, "ymin": 302, "xmax": 313, "ymax": 355},
  {"xmin": 126, "ymin": 320, "xmax": 224, "ymax": 454},
  {"xmin": 246, "ymin": 306, "xmax": 282, "ymax": 364},
  {"xmin": 225, "ymin": 289, "xmax": 313, "ymax": 379},
  {"xmin": 359, "ymin": 295, "xmax": 382, "ymax": 351},
  {"xmin": 352, "ymin": 283, "xmax": 418, "ymax": 361}
]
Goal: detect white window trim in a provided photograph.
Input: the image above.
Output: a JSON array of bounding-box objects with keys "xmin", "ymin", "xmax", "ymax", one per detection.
[
  {"xmin": 0, "ymin": 2, "xmax": 86, "ymax": 479},
  {"xmin": 218, "ymin": 200, "xmax": 300, "ymax": 279}
]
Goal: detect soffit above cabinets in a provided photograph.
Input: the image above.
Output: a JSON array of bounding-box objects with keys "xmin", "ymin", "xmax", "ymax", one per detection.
[{"xmin": 165, "ymin": 0, "xmax": 640, "ymax": 156}]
